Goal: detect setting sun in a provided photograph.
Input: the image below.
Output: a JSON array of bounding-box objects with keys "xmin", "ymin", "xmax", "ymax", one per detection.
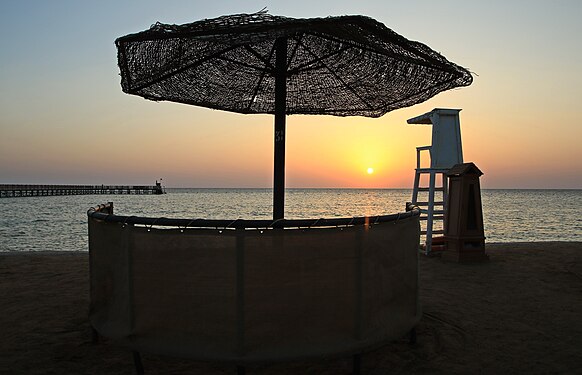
[{"xmin": 367, "ymin": 167, "xmax": 374, "ymax": 174}]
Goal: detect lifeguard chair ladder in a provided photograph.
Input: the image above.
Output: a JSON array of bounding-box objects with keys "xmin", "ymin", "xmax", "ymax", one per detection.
[{"xmin": 408, "ymin": 108, "xmax": 463, "ymax": 255}]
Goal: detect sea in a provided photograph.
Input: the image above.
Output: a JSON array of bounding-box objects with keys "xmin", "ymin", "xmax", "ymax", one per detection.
[{"xmin": 0, "ymin": 188, "xmax": 580, "ymax": 252}]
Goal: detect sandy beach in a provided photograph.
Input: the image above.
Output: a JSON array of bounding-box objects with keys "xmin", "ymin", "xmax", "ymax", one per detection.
[{"xmin": 1, "ymin": 242, "xmax": 581, "ymax": 374}]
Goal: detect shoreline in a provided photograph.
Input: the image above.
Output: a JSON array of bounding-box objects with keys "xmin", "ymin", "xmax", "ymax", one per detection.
[
  {"xmin": 1, "ymin": 242, "xmax": 581, "ymax": 374},
  {"xmin": 2, "ymin": 240, "xmax": 580, "ymax": 255}
]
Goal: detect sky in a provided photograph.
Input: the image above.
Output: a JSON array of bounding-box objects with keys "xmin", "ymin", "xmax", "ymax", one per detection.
[{"xmin": 1, "ymin": 0, "xmax": 581, "ymax": 189}]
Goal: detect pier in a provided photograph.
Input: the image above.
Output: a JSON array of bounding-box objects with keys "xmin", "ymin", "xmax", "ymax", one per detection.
[{"xmin": 0, "ymin": 183, "xmax": 165, "ymax": 198}]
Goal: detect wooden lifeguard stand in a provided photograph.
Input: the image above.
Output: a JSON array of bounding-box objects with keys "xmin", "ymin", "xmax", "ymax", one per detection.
[{"xmin": 408, "ymin": 108, "xmax": 463, "ymax": 255}]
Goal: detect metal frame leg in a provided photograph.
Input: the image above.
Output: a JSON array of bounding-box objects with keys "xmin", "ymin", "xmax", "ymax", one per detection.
[
  {"xmin": 409, "ymin": 327, "xmax": 417, "ymax": 345},
  {"xmin": 236, "ymin": 365, "xmax": 246, "ymax": 375},
  {"xmin": 133, "ymin": 351, "xmax": 144, "ymax": 375},
  {"xmin": 352, "ymin": 354, "xmax": 361, "ymax": 375},
  {"xmin": 91, "ymin": 327, "xmax": 99, "ymax": 344}
]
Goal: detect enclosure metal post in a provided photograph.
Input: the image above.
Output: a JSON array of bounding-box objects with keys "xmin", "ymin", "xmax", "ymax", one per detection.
[
  {"xmin": 91, "ymin": 327, "xmax": 99, "ymax": 344},
  {"xmin": 236, "ymin": 228, "xmax": 245, "ymax": 357},
  {"xmin": 132, "ymin": 351, "xmax": 144, "ymax": 375},
  {"xmin": 273, "ymin": 37, "xmax": 287, "ymax": 221},
  {"xmin": 353, "ymin": 354, "xmax": 361, "ymax": 375},
  {"xmin": 409, "ymin": 327, "xmax": 417, "ymax": 345}
]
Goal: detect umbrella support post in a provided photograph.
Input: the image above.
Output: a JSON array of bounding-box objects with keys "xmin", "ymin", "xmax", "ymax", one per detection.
[{"xmin": 273, "ymin": 37, "xmax": 287, "ymax": 221}]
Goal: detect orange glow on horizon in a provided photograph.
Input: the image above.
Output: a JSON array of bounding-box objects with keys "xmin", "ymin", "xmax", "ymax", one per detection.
[{"xmin": 1, "ymin": 3, "xmax": 582, "ymax": 189}]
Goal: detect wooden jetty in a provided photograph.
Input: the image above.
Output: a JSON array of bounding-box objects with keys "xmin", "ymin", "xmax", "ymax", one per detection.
[{"xmin": 0, "ymin": 183, "xmax": 165, "ymax": 198}]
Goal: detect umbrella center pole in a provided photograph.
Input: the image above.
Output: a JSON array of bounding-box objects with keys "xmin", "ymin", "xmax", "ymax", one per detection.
[{"xmin": 273, "ymin": 37, "xmax": 287, "ymax": 222}]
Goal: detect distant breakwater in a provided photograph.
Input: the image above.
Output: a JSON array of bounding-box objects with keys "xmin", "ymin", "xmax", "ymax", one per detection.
[{"xmin": 0, "ymin": 184, "xmax": 165, "ymax": 198}]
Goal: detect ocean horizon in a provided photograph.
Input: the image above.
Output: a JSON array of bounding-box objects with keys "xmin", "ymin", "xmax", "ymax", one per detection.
[{"xmin": 0, "ymin": 188, "xmax": 580, "ymax": 253}]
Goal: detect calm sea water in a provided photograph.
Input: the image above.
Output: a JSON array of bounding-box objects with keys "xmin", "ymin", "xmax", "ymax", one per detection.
[{"xmin": 0, "ymin": 189, "xmax": 580, "ymax": 252}]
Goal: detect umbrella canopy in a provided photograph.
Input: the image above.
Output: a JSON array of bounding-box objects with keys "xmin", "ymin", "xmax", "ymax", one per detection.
[{"xmin": 115, "ymin": 11, "xmax": 473, "ymax": 219}]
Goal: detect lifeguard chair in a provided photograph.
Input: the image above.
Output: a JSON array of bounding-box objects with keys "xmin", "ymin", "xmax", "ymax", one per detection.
[{"xmin": 408, "ymin": 108, "xmax": 463, "ymax": 254}]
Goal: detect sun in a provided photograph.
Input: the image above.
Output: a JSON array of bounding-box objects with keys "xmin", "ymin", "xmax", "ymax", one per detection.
[{"xmin": 367, "ymin": 167, "xmax": 374, "ymax": 174}]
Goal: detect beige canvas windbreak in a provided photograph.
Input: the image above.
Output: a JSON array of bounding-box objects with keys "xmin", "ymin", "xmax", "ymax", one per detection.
[{"xmin": 89, "ymin": 215, "xmax": 420, "ymax": 362}]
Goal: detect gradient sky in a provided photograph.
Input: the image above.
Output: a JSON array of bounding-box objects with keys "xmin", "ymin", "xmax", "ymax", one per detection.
[{"xmin": 1, "ymin": 0, "xmax": 581, "ymax": 188}]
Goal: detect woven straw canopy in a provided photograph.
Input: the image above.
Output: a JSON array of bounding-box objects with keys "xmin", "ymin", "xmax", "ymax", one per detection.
[
  {"xmin": 116, "ymin": 11, "xmax": 472, "ymax": 117},
  {"xmin": 116, "ymin": 11, "xmax": 472, "ymax": 220}
]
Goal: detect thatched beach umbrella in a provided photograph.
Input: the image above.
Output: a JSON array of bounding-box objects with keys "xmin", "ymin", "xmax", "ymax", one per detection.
[{"xmin": 115, "ymin": 11, "xmax": 472, "ymax": 220}]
